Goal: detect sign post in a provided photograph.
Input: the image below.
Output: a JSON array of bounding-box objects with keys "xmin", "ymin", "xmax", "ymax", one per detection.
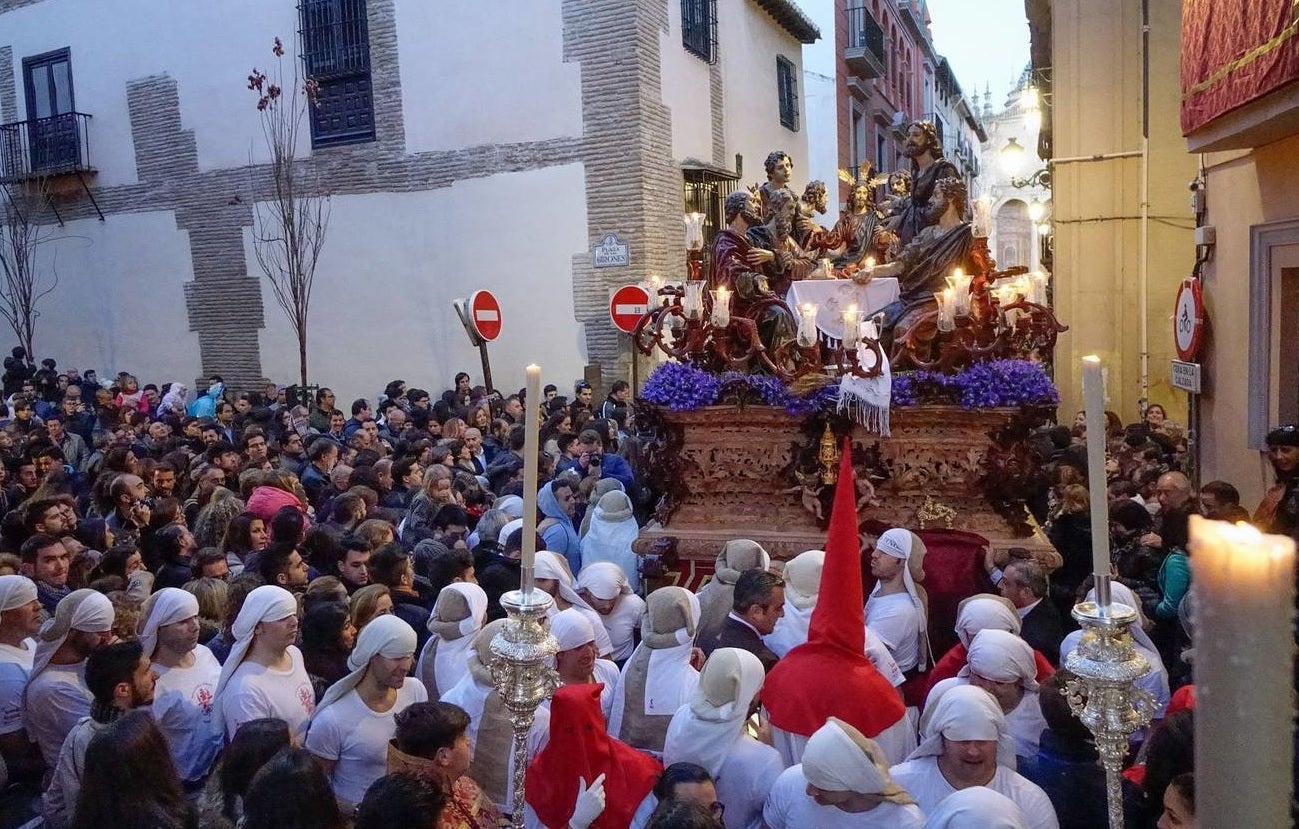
[
  {"xmin": 452, "ymin": 290, "xmax": 503, "ymax": 393},
  {"xmin": 610, "ymin": 284, "xmax": 651, "ymax": 394}
]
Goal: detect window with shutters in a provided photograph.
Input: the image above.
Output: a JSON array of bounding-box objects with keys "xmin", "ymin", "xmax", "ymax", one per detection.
[
  {"xmin": 777, "ymin": 56, "xmax": 799, "ymax": 132},
  {"xmin": 681, "ymin": 0, "xmax": 717, "ymax": 63},
  {"xmin": 299, "ymin": 0, "xmax": 375, "ymax": 147}
]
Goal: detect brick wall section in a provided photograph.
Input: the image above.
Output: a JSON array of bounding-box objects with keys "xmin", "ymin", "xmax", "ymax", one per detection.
[
  {"xmin": 710, "ymin": 61, "xmax": 726, "ymax": 167},
  {"xmin": 563, "ymin": 0, "xmax": 680, "ymax": 377},
  {"xmin": 0, "ymin": 46, "xmax": 15, "ymax": 124}
]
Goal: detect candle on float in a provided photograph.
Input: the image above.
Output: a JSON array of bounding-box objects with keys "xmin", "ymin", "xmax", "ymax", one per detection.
[
  {"xmin": 842, "ymin": 303, "xmax": 860, "ymax": 346},
  {"xmin": 520, "ymin": 365, "xmax": 542, "ymax": 594},
  {"xmin": 1189, "ymin": 516, "xmax": 1295, "ymax": 829},
  {"xmin": 1080, "ymin": 356, "xmax": 1111, "ymax": 605},
  {"xmin": 797, "ymin": 303, "xmax": 818, "ymax": 347},
  {"xmin": 710, "ymin": 287, "xmax": 731, "ymax": 327},
  {"xmin": 864, "ymin": 256, "xmax": 876, "ymax": 274}
]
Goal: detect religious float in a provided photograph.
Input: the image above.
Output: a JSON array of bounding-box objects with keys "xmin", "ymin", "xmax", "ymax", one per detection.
[{"xmin": 630, "ymin": 131, "xmax": 1069, "ymax": 643}]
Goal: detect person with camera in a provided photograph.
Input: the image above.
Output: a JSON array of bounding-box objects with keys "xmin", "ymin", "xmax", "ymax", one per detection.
[
  {"xmin": 563, "ymin": 429, "xmax": 634, "ymax": 492},
  {"xmin": 104, "ymin": 474, "xmax": 152, "ymax": 547}
]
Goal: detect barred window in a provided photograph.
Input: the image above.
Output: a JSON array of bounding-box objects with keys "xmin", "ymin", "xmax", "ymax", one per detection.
[
  {"xmin": 682, "ymin": 0, "xmax": 717, "ymax": 64},
  {"xmin": 777, "ymin": 56, "xmax": 799, "ymax": 132},
  {"xmin": 299, "ymin": 0, "xmax": 375, "ymax": 147}
]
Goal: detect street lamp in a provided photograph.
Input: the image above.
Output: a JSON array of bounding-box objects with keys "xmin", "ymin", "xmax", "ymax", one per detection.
[
  {"xmin": 1028, "ymin": 198, "xmax": 1049, "ymax": 223},
  {"xmin": 1000, "ymin": 136, "xmax": 1027, "ymax": 176}
]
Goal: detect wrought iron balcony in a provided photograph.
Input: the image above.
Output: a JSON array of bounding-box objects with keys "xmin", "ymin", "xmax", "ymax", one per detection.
[
  {"xmin": 845, "ymin": 6, "xmax": 885, "ymax": 79},
  {"xmin": 0, "ymin": 111, "xmax": 94, "ymax": 184}
]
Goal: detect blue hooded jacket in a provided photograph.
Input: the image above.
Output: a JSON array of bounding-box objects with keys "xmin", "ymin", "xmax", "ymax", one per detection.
[
  {"xmin": 537, "ymin": 482, "xmax": 582, "ymax": 574},
  {"xmin": 187, "ymin": 382, "xmax": 222, "ymax": 418}
]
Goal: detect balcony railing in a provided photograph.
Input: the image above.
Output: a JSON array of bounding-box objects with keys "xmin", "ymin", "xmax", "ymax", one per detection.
[
  {"xmin": 0, "ymin": 111, "xmax": 93, "ymax": 184},
  {"xmin": 845, "ymin": 6, "xmax": 885, "ymax": 79}
]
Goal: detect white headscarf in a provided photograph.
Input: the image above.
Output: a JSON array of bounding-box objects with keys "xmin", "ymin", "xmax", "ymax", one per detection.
[
  {"xmin": 550, "ymin": 607, "xmax": 597, "ymax": 652},
  {"xmin": 922, "ymin": 786, "xmax": 1029, "ymax": 829},
  {"xmin": 440, "ymin": 619, "xmax": 508, "ymax": 746},
  {"xmin": 494, "ymin": 495, "xmax": 524, "ymax": 519},
  {"xmin": 764, "ymin": 549, "xmax": 824, "ymax": 658},
  {"xmin": 425, "ymin": 582, "xmax": 489, "ymax": 697},
  {"xmin": 576, "ymin": 561, "xmax": 633, "ymax": 601},
  {"xmin": 663, "ymin": 647, "xmax": 764, "ymax": 776},
  {"xmin": 953, "ymin": 594, "xmax": 1021, "ymax": 649},
  {"xmin": 29, "ymin": 589, "xmax": 114, "ymax": 680},
  {"xmin": 642, "ymin": 587, "xmax": 701, "ymax": 716},
  {"xmin": 311, "ymin": 614, "xmax": 417, "ymax": 722},
  {"xmin": 158, "ymin": 382, "xmax": 188, "ymax": 417},
  {"xmin": 802, "ymin": 718, "xmax": 915, "ymax": 805},
  {"xmin": 138, "ymin": 588, "xmax": 200, "ymax": 660},
  {"xmin": 214, "ymin": 585, "xmax": 299, "ymax": 702},
  {"xmin": 959, "ymin": 629, "xmax": 1038, "ymax": 692},
  {"xmin": 910, "ymin": 685, "xmax": 1016, "ymax": 768},
  {"xmin": 500, "ymin": 518, "xmax": 525, "ymax": 546},
  {"xmin": 536, "ymin": 551, "xmax": 612, "ymax": 657},
  {"xmin": 0, "ymin": 574, "xmax": 37, "ymax": 612},
  {"xmin": 870, "ymin": 529, "xmax": 930, "ymax": 668},
  {"xmin": 580, "ymin": 491, "xmax": 642, "ymax": 593}
]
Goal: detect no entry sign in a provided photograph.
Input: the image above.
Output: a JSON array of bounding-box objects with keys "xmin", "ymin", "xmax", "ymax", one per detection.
[
  {"xmin": 609, "ymin": 284, "xmax": 651, "ymax": 334},
  {"xmin": 469, "ymin": 290, "xmax": 502, "ymax": 342}
]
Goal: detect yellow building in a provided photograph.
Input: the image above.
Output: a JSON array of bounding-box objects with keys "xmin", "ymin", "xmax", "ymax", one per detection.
[{"xmin": 1027, "ymin": 0, "xmax": 1197, "ymax": 432}]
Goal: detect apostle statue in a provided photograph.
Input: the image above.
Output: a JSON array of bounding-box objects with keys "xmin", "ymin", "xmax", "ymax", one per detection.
[
  {"xmin": 795, "ymin": 180, "xmax": 838, "ymax": 256},
  {"xmin": 867, "ymin": 176, "xmax": 977, "ymax": 331},
  {"xmin": 709, "ymin": 190, "xmax": 797, "ymax": 356},
  {"xmin": 758, "ymin": 150, "xmax": 794, "ymax": 219},
  {"xmin": 883, "ymin": 121, "xmax": 960, "ymax": 247},
  {"xmin": 746, "ymin": 186, "xmax": 818, "ymax": 296}
]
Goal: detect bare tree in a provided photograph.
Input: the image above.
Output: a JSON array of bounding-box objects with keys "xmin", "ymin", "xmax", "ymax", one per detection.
[
  {"xmin": 247, "ymin": 37, "xmax": 329, "ymax": 388},
  {"xmin": 0, "ymin": 180, "xmax": 57, "ymax": 359}
]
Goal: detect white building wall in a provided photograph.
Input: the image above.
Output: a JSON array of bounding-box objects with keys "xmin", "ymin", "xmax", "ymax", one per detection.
[
  {"xmin": 253, "ymin": 164, "xmax": 590, "ymax": 403},
  {"xmin": 396, "ymin": 0, "xmax": 583, "ymax": 154},
  {"xmin": 800, "ymin": 0, "xmax": 839, "ymax": 222},
  {"xmin": 31, "ymin": 211, "xmax": 202, "ymax": 380},
  {"xmin": 660, "ymin": 0, "xmax": 714, "ymax": 164},
  {"xmin": 2, "ymin": 0, "xmax": 301, "ymax": 185},
  {"xmin": 718, "ymin": 0, "xmax": 810, "ymax": 188}
]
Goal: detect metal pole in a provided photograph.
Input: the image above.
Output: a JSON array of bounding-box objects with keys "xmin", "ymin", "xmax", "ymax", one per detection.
[{"xmin": 478, "ymin": 342, "xmax": 495, "ymax": 395}]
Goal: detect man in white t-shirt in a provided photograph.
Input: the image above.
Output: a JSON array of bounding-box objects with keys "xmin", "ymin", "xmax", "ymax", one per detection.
[
  {"xmin": 576, "ymin": 562, "xmax": 646, "ymax": 665},
  {"xmin": 214, "ymin": 585, "xmax": 314, "ymax": 740},
  {"xmin": 864, "ymin": 529, "xmax": 930, "ymax": 674},
  {"xmin": 889, "ymin": 685, "xmax": 1059, "ymax": 829},
  {"xmin": 305, "ymin": 614, "xmax": 427, "ymax": 812},
  {"xmin": 764, "ymin": 718, "xmax": 924, "ymax": 829},
  {"xmin": 43, "ymin": 640, "xmax": 156, "ymax": 829},
  {"xmin": 0, "ymin": 575, "xmax": 42, "ymax": 779},
  {"xmin": 24, "ymin": 589, "xmax": 115, "ymax": 766},
  {"xmin": 140, "ymin": 587, "xmax": 223, "ymax": 786}
]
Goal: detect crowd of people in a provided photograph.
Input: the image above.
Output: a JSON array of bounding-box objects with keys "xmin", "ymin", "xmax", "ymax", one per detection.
[{"xmin": 0, "ymin": 345, "xmax": 1282, "ymax": 828}]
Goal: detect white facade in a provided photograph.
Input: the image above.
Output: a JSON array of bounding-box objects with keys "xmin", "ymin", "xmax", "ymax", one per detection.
[
  {"xmin": 977, "ymin": 79, "xmax": 1049, "ymax": 274},
  {"xmin": 801, "ymin": 0, "xmax": 840, "ymax": 223},
  {"xmin": 1, "ymin": 0, "xmax": 815, "ymax": 404}
]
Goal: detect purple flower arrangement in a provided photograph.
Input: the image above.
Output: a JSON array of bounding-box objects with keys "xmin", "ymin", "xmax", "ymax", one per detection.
[
  {"xmin": 891, "ymin": 360, "xmax": 1060, "ymax": 408},
  {"xmin": 640, "ymin": 359, "xmax": 1058, "ymax": 414}
]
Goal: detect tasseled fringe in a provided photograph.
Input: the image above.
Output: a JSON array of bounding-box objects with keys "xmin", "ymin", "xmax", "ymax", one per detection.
[{"xmin": 837, "ymin": 392, "xmax": 891, "ymax": 436}]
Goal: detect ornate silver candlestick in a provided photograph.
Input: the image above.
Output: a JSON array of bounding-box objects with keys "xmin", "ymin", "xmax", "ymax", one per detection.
[
  {"xmin": 490, "ymin": 586, "xmax": 559, "ymax": 829},
  {"xmin": 1063, "ymin": 579, "xmax": 1156, "ymax": 829}
]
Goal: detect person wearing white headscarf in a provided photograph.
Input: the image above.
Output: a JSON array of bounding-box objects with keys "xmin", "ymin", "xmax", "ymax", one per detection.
[
  {"xmin": 441, "ymin": 618, "xmax": 551, "ymax": 813},
  {"xmin": 1059, "ymin": 582, "xmax": 1170, "ymax": 718},
  {"xmin": 578, "ymin": 478, "xmax": 625, "ymax": 539},
  {"xmin": 0, "ymin": 575, "xmax": 40, "ymax": 768},
  {"xmin": 865, "ymin": 529, "xmax": 931, "ymax": 673},
  {"xmin": 535, "ymin": 551, "xmax": 614, "ymax": 658},
  {"xmin": 305, "ymin": 614, "xmax": 427, "ymax": 810},
  {"xmin": 924, "ymin": 629, "xmax": 1047, "ymax": 760},
  {"xmin": 494, "ymin": 494, "xmax": 525, "ymax": 520},
  {"xmin": 416, "ymin": 581, "xmax": 488, "ymax": 699},
  {"xmin": 763, "ymin": 549, "xmax": 906, "ymax": 687},
  {"xmin": 157, "ymin": 381, "xmax": 189, "ymax": 418},
  {"xmin": 764, "ymin": 718, "xmax": 923, "ymax": 828},
  {"xmin": 890, "ymin": 686, "xmax": 1059, "ymax": 828},
  {"xmin": 695, "ymin": 539, "xmax": 770, "ymax": 648},
  {"xmin": 140, "ymin": 588, "xmax": 222, "ymax": 784},
  {"xmin": 579, "ymin": 490, "xmax": 642, "ymax": 593},
  {"xmin": 215, "ymin": 584, "xmax": 314, "ymax": 740},
  {"xmin": 550, "ymin": 608, "xmax": 620, "ymax": 721},
  {"xmin": 664, "ymin": 648, "xmax": 782, "ymax": 829},
  {"xmin": 609, "ymin": 586, "xmax": 701, "ymax": 756},
  {"xmin": 23, "ymin": 588, "xmax": 114, "ymax": 766},
  {"xmin": 576, "ymin": 561, "xmax": 646, "ymax": 665},
  {"xmin": 924, "ymin": 786, "xmax": 1030, "ymax": 829}
]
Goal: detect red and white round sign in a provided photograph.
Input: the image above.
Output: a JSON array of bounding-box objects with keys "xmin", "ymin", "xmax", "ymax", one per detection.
[
  {"xmin": 469, "ymin": 290, "xmax": 502, "ymax": 342},
  {"xmin": 609, "ymin": 284, "xmax": 651, "ymax": 334},
  {"xmin": 1173, "ymin": 278, "xmax": 1205, "ymax": 362}
]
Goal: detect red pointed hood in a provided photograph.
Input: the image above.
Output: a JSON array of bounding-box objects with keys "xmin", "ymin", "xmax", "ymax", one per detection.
[{"xmin": 763, "ymin": 439, "xmax": 906, "ymax": 737}]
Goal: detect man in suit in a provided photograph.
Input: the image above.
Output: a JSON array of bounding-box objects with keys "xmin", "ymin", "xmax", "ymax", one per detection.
[
  {"xmin": 1000, "ymin": 559, "xmax": 1065, "ymax": 665},
  {"xmin": 701, "ymin": 568, "xmax": 784, "ymax": 672}
]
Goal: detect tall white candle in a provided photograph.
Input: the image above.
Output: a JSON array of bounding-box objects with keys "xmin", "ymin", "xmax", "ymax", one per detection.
[
  {"xmin": 1190, "ymin": 516, "xmax": 1296, "ymax": 828},
  {"xmin": 797, "ymin": 303, "xmax": 817, "ymax": 347},
  {"xmin": 520, "ymin": 365, "xmax": 542, "ymax": 594},
  {"xmin": 1080, "ymin": 356, "xmax": 1111, "ymax": 601},
  {"xmin": 842, "ymin": 303, "xmax": 860, "ymax": 347}
]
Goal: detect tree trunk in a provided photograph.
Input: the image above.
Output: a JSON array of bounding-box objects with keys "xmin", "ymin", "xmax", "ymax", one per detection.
[{"xmin": 298, "ymin": 322, "xmax": 308, "ymax": 389}]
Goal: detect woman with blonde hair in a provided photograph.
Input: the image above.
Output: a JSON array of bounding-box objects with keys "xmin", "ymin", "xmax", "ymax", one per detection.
[
  {"xmin": 194, "ymin": 487, "xmax": 247, "ymax": 551},
  {"xmin": 349, "ymin": 583, "xmax": 394, "ymax": 633},
  {"xmin": 403, "ymin": 465, "xmax": 456, "ymax": 544},
  {"xmin": 184, "ymin": 576, "xmax": 230, "ymax": 644}
]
